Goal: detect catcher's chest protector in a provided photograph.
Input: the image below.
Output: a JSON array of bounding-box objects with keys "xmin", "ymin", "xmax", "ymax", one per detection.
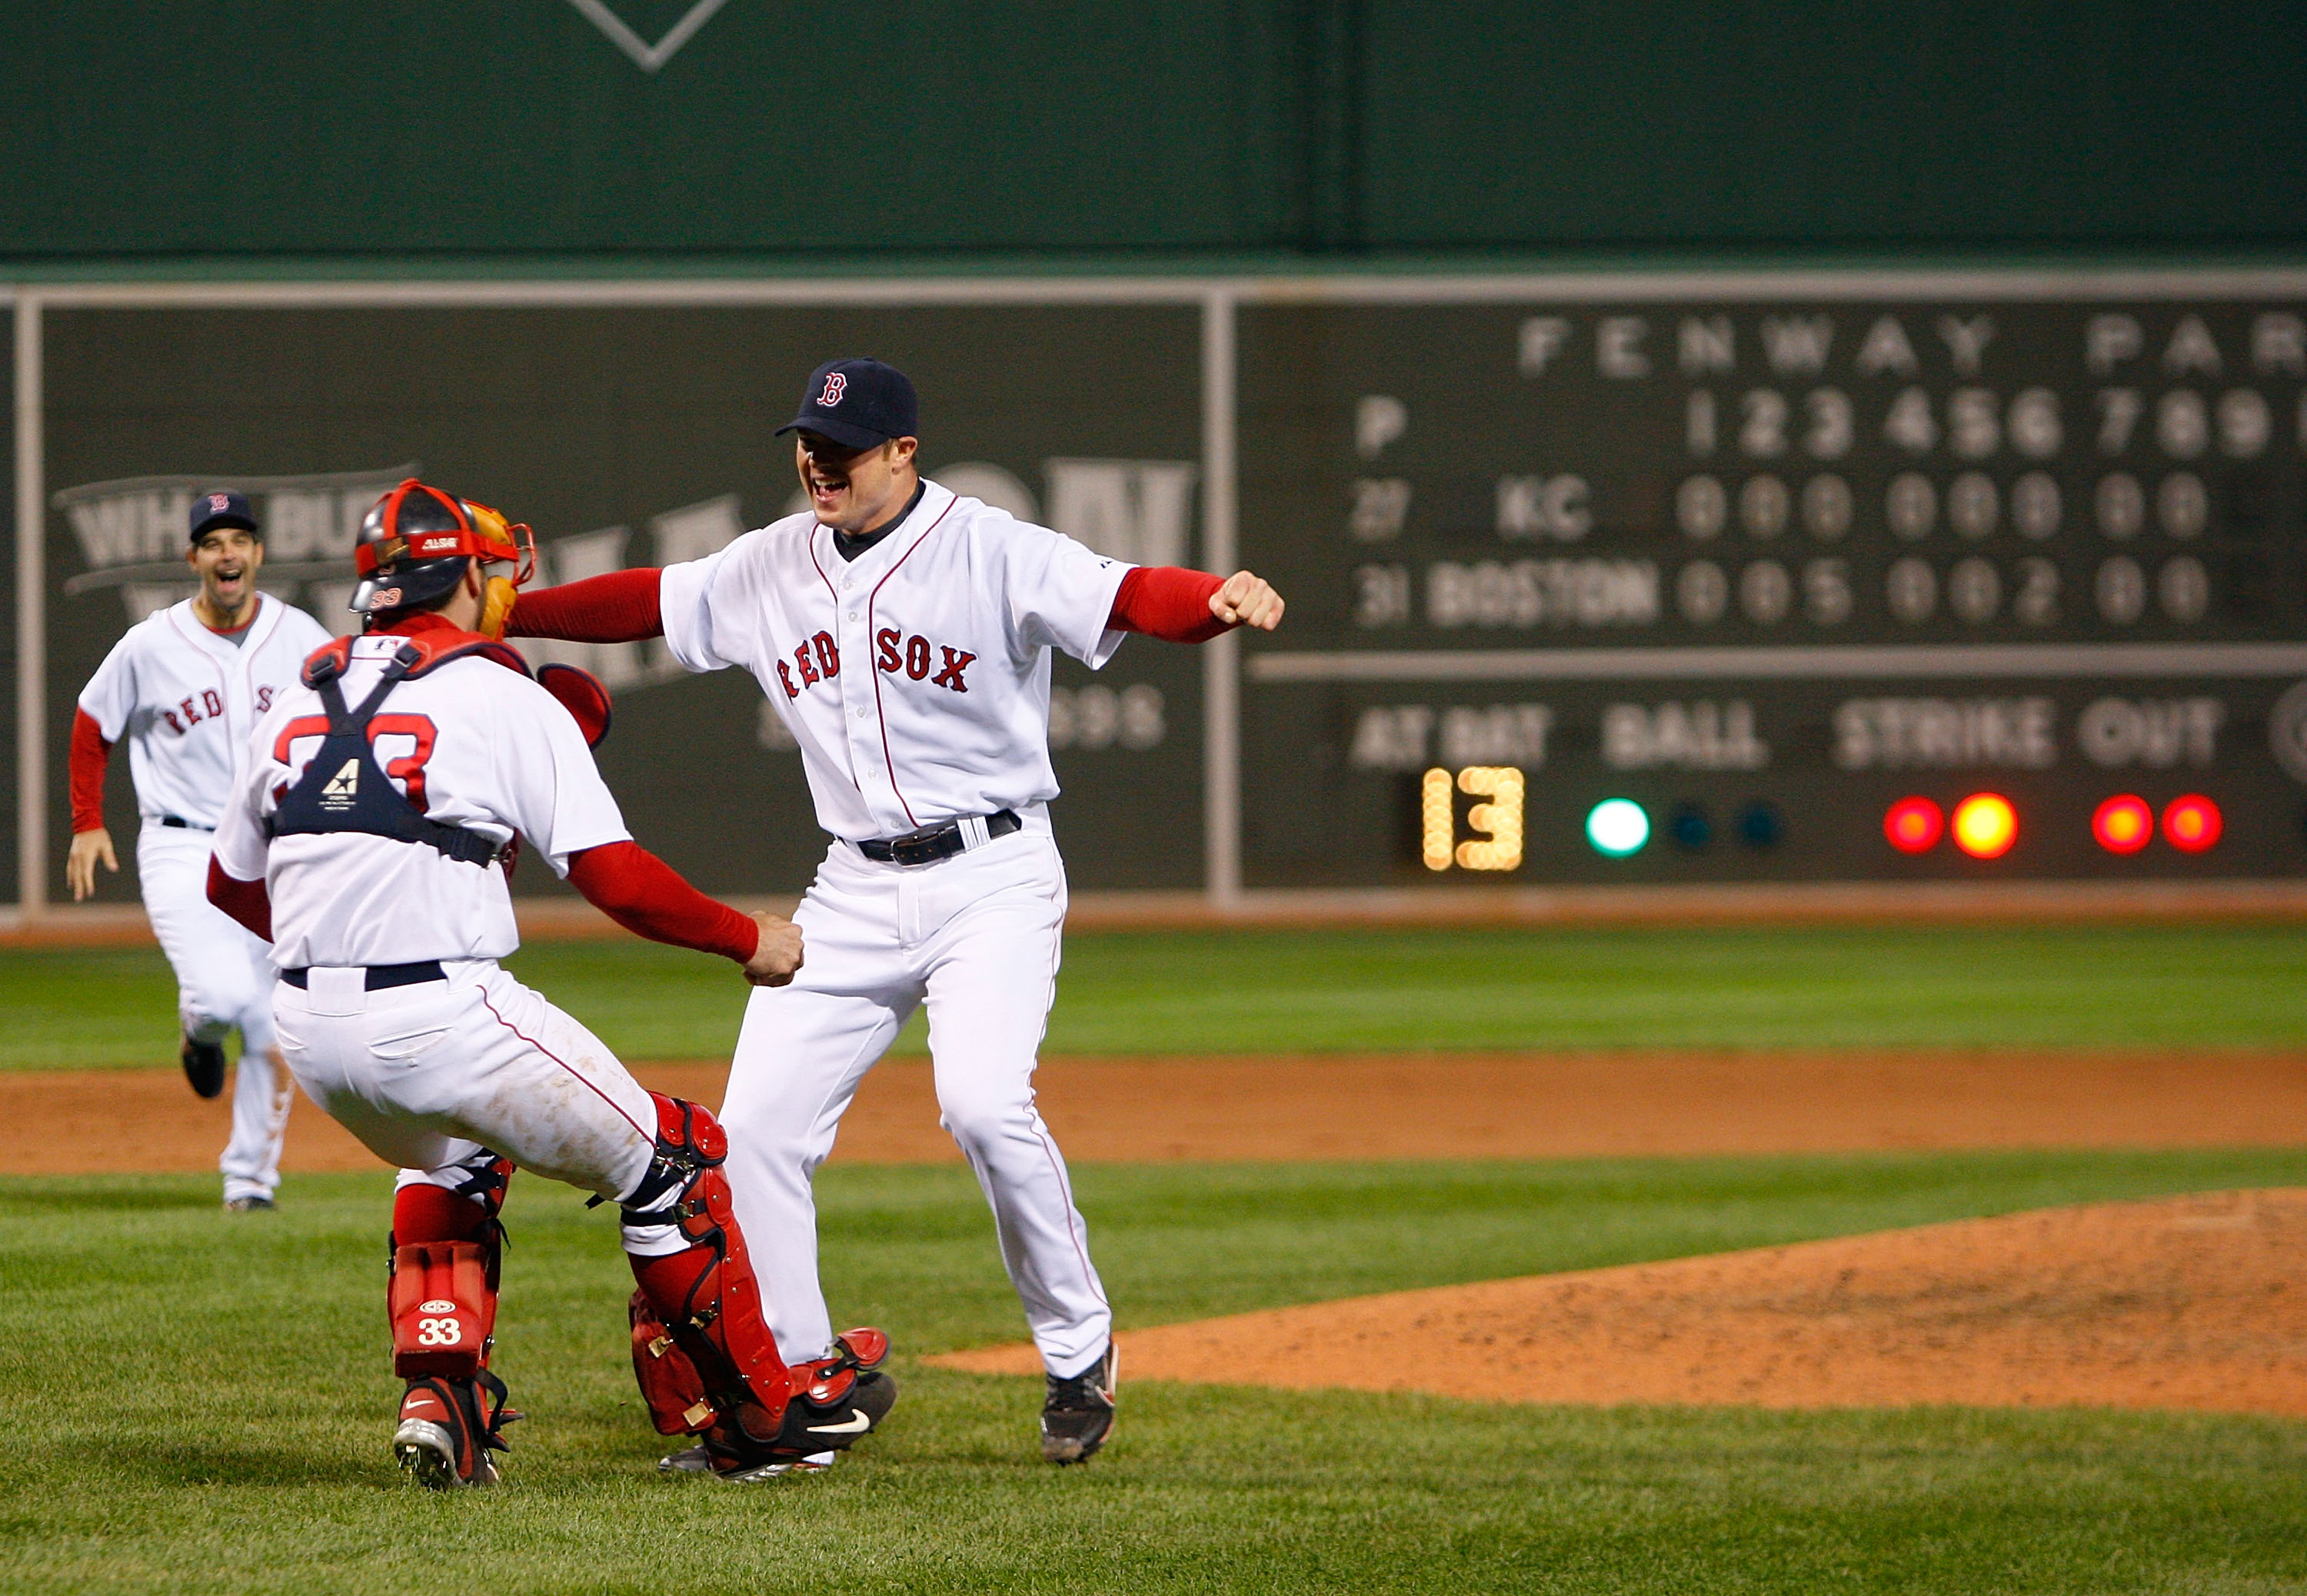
[{"xmin": 268, "ymin": 642, "xmax": 501, "ymax": 867}]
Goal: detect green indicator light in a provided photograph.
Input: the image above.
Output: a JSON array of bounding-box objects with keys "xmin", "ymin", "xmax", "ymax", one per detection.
[{"xmin": 1586, "ymin": 798, "xmax": 1650, "ymax": 857}]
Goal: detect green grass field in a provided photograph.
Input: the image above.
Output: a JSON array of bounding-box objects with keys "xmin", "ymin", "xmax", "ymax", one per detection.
[
  {"xmin": 8, "ymin": 921, "xmax": 2307, "ymax": 1067},
  {"xmin": 8, "ymin": 924, "xmax": 2307, "ymax": 1591},
  {"xmin": 7, "ymin": 1151, "xmax": 2307, "ymax": 1595}
]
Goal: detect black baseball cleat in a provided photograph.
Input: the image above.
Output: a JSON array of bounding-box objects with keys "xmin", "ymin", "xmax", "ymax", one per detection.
[
  {"xmin": 181, "ymin": 1035, "xmax": 226, "ymax": 1099},
  {"xmin": 663, "ymin": 1329, "xmax": 897, "ymax": 1483},
  {"xmin": 1040, "ymin": 1343, "xmax": 1117, "ymax": 1465}
]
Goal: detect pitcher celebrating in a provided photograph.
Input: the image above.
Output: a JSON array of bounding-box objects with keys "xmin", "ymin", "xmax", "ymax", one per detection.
[
  {"xmin": 207, "ymin": 480, "xmax": 894, "ymax": 1485},
  {"xmin": 510, "ymin": 358, "xmax": 1283, "ymax": 1465},
  {"xmin": 69, "ymin": 490, "xmax": 331, "ymax": 1210}
]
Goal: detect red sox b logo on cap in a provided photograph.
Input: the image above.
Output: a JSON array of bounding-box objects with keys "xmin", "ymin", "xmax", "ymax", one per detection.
[
  {"xmin": 817, "ymin": 371, "xmax": 847, "ymax": 407},
  {"xmin": 209, "ymin": 493, "xmax": 231, "ymax": 514}
]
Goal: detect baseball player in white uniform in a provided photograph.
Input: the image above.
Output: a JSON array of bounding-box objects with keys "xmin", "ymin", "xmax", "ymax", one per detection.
[
  {"xmin": 508, "ymin": 357, "xmax": 1283, "ymax": 1464},
  {"xmin": 68, "ymin": 490, "xmax": 332, "ymax": 1210},
  {"xmin": 205, "ymin": 479, "xmax": 894, "ymax": 1487}
]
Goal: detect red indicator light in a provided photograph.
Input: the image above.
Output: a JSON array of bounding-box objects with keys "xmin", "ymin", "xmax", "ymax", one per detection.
[
  {"xmin": 2161, "ymin": 794, "xmax": 2222, "ymax": 853},
  {"xmin": 2091, "ymin": 794, "xmax": 2155, "ymax": 855},
  {"xmin": 1883, "ymin": 796, "xmax": 1944, "ymax": 853},
  {"xmin": 1951, "ymin": 793, "xmax": 2019, "ymax": 859}
]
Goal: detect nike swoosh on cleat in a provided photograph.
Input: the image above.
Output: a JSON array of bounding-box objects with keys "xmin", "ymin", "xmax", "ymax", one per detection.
[{"xmin": 805, "ymin": 1410, "xmax": 873, "ymax": 1435}]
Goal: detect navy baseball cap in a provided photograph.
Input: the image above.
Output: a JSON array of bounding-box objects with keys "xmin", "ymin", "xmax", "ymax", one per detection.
[
  {"xmin": 189, "ymin": 488, "xmax": 258, "ymax": 540},
  {"xmin": 777, "ymin": 357, "xmax": 919, "ymax": 452}
]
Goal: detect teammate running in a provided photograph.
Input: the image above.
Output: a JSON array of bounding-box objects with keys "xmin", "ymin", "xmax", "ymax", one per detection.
[
  {"xmin": 69, "ymin": 490, "xmax": 331, "ymax": 1211},
  {"xmin": 207, "ymin": 479, "xmax": 894, "ymax": 1486},
  {"xmin": 508, "ymin": 358, "xmax": 1283, "ymax": 1465}
]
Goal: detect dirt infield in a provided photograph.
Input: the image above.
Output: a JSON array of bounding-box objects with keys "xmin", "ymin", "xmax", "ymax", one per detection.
[
  {"xmin": 8, "ymin": 1047, "xmax": 2307, "ymax": 1175},
  {"xmin": 22, "ymin": 1052, "xmax": 2307, "ymax": 1418},
  {"xmin": 932, "ymin": 1189, "xmax": 2307, "ymax": 1416}
]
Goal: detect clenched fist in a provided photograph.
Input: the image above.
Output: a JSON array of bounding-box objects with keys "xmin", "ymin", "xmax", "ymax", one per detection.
[
  {"xmin": 744, "ymin": 911, "xmax": 804, "ymax": 986},
  {"xmin": 1210, "ymin": 570, "xmax": 1284, "ymax": 631}
]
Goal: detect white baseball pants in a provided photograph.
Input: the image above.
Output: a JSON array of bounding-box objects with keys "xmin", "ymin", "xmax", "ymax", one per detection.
[
  {"xmin": 138, "ymin": 820, "xmax": 293, "ymax": 1204},
  {"xmin": 721, "ymin": 827, "xmax": 1112, "ymax": 1378},
  {"xmin": 271, "ymin": 961, "xmax": 687, "ymax": 1256}
]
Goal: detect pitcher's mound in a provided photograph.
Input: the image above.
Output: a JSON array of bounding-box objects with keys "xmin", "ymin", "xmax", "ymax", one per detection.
[{"xmin": 930, "ymin": 1189, "xmax": 2307, "ymax": 1415}]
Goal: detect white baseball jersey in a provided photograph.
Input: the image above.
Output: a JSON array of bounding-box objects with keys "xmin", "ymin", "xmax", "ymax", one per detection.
[
  {"xmin": 660, "ymin": 480, "xmax": 1133, "ymax": 841},
  {"xmin": 215, "ymin": 635, "xmax": 630, "ymax": 968},
  {"xmin": 78, "ymin": 594, "xmax": 335, "ymax": 828}
]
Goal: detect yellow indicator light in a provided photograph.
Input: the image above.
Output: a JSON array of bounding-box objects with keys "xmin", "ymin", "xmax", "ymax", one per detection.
[
  {"xmin": 1950, "ymin": 792, "xmax": 2018, "ymax": 860},
  {"xmin": 1420, "ymin": 768, "xmax": 1456, "ymax": 871},
  {"xmin": 1455, "ymin": 766, "xmax": 1526, "ymax": 872}
]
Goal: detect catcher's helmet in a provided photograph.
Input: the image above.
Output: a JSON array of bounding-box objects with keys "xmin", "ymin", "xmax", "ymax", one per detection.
[{"xmin": 351, "ymin": 479, "xmax": 534, "ymax": 619}]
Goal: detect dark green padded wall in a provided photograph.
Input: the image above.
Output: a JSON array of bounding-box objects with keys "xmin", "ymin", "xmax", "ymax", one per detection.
[
  {"xmin": 2, "ymin": 2, "xmax": 1303, "ymax": 259},
  {"xmin": 2, "ymin": 2, "xmax": 2302, "ymax": 263},
  {"xmin": 1360, "ymin": 3, "xmax": 2307, "ymax": 251}
]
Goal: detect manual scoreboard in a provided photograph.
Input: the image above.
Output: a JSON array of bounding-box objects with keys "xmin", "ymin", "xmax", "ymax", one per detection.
[{"xmin": 1237, "ymin": 291, "xmax": 2307, "ymax": 886}]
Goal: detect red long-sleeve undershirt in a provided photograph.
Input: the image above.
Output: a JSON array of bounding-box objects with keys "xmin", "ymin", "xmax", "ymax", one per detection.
[
  {"xmin": 506, "ymin": 567, "xmax": 664, "ymax": 643},
  {"xmin": 507, "ymin": 564, "xmax": 1233, "ymax": 647},
  {"xmin": 70, "ymin": 709, "xmax": 112, "ymax": 834},
  {"xmin": 564, "ymin": 840, "xmax": 758, "ymax": 963},
  {"xmin": 1107, "ymin": 565, "xmax": 1230, "ymax": 643},
  {"xmin": 206, "ymin": 856, "xmax": 272, "ymax": 943}
]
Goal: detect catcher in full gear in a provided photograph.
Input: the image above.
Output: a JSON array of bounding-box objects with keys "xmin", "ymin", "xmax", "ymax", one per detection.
[{"xmin": 208, "ymin": 480, "xmax": 894, "ymax": 1485}]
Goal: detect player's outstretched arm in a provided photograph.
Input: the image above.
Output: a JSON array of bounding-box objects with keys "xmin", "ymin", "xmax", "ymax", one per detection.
[
  {"xmin": 1107, "ymin": 567, "xmax": 1285, "ymax": 643},
  {"xmin": 504, "ymin": 568, "xmax": 665, "ymax": 644},
  {"xmin": 566, "ymin": 840, "xmax": 802, "ymax": 985}
]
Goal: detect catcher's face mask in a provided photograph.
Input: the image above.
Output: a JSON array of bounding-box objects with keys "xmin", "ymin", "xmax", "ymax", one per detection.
[{"xmin": 353, "ymin": 479, "xmax": 538, "ymax": 639}]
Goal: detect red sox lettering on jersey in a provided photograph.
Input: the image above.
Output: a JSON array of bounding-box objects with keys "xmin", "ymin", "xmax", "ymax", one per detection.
[
  {"xmin": 661, "ymin": 480, "xmax": 1127, "ymax": 840},
  {"xmin": 158, "ymin": 683, "xmax": 282, "ymax": 734},
  {"xmin": 774, "ymin": 629, "xmax": 975, "ymax": 700}
]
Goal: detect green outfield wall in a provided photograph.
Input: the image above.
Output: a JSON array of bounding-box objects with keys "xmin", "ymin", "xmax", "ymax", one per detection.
[
  {"xmin": 5, "ymin": 2, "xmax": 2305, "ymax": 268},
  {"xmin": 15, "ymin": 270, "xmax": 2307, "ymax": 910}
]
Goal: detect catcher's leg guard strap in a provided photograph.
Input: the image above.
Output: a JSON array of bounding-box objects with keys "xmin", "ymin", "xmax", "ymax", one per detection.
[
  {"xmin": 391, "ymin": 1241, "xmax": 496, "ymax": 1379},
  {"xmin": 623, "ymin": 1094, "xmax": 793, "ymax": 1432}
]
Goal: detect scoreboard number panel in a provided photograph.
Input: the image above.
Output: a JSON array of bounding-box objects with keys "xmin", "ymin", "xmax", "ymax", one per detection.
[{"xmin": 1237, "ymin": 292, "xmax": 2307, "ymax": 885}]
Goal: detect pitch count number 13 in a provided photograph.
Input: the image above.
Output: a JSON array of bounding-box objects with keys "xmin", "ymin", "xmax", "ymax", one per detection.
[{"xmin": 1422, "ymin": 767, "xmax": 1526, "ymax": 872}]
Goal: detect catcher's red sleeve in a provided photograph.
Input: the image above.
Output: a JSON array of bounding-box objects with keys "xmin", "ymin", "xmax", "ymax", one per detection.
[
  {"xmin": 69, "ymin": 709, "xmax": 112, "ymax": 834},
  {"xmin": 565, "ymin": 840, "xmax": 758, "ymax": 964},
  {"xmin": 507, "ymin": 567, "xmax": 664, "ymax": 644},
  {"xmin": 205, "ymin": 857, "xmax": 273, "ymax": 943},
  {"xmin": 1108, "ymin": 567, "xmax": 1230, "ymax": 644}
]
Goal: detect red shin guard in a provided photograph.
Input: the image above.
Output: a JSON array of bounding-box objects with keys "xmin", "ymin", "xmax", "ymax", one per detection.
[
  {"xmin": 388, "ymin": 1171, "xmax": 508, "ymax": 1381},
  {"xmin": 625, "ymin": 1095, "xmax": 794, "ymax": 1437},
  {"xmin": 390, "ymin": 1242, "xmax": 495, "ymax": 1379}
]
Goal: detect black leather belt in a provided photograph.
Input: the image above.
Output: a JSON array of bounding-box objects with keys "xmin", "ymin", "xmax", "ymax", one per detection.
[
  {"xmin": 159, "ymin": 816, "xmax": 213, "ymax": 832},
  {"xmin": 857, "ymin": 810, "xmax": 1021, "ymax": 866},
  {"xmin": 279, "ymin": 960, "xmax": 447, "ymax": 991}
]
